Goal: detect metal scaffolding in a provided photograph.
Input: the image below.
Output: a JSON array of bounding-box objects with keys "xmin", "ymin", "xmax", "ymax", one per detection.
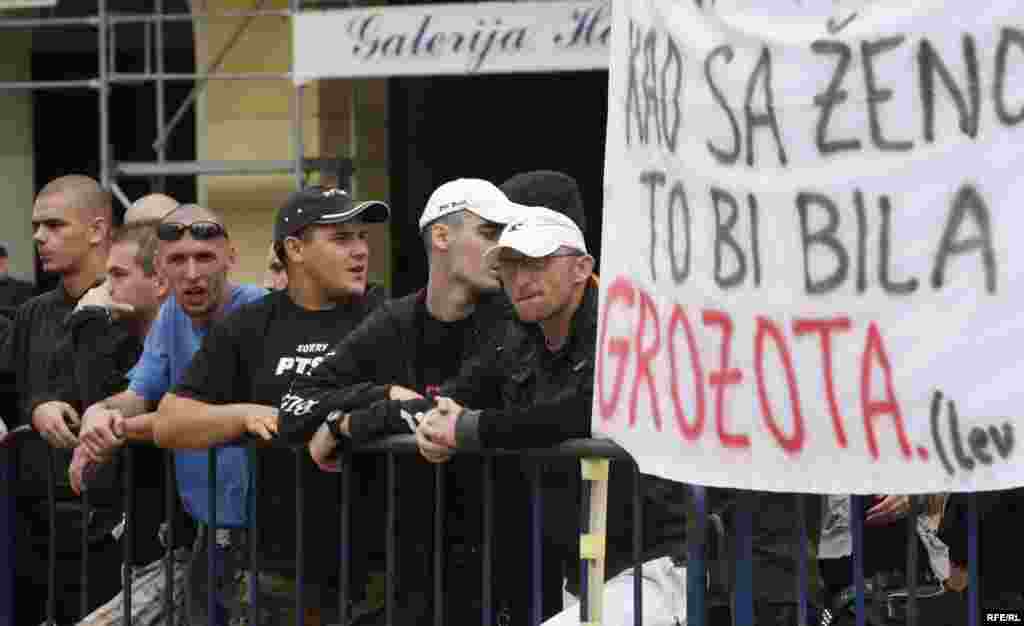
[{"xmin": 0, "ymin": 0, "xmax": 348, "ymax": 204}]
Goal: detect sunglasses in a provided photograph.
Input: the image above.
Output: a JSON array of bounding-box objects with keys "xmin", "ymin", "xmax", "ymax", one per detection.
[
  {"xmin": 497, "ymin": 251, "xmax": 584, "ymax": 277},
  {"xmin": 157, "ymin": 221, "xmax": 229, "ymax": 242}
]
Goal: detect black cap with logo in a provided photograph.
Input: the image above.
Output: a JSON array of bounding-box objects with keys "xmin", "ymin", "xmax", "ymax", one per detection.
[{"xmin": 273, "ymin": 186, "xmax": 390, "ymax": 242}]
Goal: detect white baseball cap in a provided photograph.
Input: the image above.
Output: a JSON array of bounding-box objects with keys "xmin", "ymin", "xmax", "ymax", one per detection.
[
  {"xmin": 418, "ymin": 178, "xmax": 524, "ymax": 232},
  {"xmin": 485, "ymin": 206, "xmax": 588, "ymax": 260}
]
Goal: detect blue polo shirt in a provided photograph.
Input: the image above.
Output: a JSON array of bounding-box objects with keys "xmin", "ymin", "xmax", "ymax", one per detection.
[{"xmin": 129, "ymin": 284, "xmax": 267, "ymax": 527}]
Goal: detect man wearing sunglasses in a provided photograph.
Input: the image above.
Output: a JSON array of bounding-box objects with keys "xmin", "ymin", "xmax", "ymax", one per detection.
[
  {"xmin": 0, "ymin": 174, "xmax": 116, "ymax": 625},
  {"xmin": 74, "ymin": 202, "xmax": 266, "ymax": 625},
  {"xmin": 141, "ymin": 186, "xmax": 390, "ymax": 622},
  {"xmin": 416, "ymin": 208, "xmax": 689, "ymax": 626}
]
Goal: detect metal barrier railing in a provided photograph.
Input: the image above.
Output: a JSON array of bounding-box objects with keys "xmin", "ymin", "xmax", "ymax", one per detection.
[{"xmin": 0, "ymin": 426, "xmax": 990, "ymax": 626}]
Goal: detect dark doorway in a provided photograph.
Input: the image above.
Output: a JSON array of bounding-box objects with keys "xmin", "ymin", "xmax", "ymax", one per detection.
[
  {"xmin": 30, "ymin": 1, "xmax": 197, "ymax": 292},
  {"xmin": 388, "ymin": 71, "xmax": 608, "ymax": 297}
]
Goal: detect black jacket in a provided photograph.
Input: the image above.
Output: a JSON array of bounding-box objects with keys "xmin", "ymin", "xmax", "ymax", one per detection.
[
  {"xmin": 52, "ymin": 307, "xmax": 173, "ymax": 560},
  {"xmin": 0, "ymin": 276, "xmax": 35, "ymax": 310},
  {"xmin": 442, "ymin": 279, "xmax": 689, "ymax": 595},
  {"xmin": 281, "ymin": 289, "xmax": 514, "ymax": 444},
  {"xmin": 280, "ymin": 288, "xmax": 527, "ymax": 622},
  {"xmin": 0, "ymin": 285, "xmax": 81, "ymax": 498}
]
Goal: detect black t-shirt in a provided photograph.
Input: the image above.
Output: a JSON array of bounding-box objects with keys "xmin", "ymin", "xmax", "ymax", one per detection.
[
  {"xmin": 416, "ymin": 299, "xmax": 471, "ymax": 396},
  {"xmin": 415, "ymin": 300, "xmax": 489, "ymax": 544},
  {"xmin": 173, "ymin": 287, "xmax": 385, "ymax": 580}
]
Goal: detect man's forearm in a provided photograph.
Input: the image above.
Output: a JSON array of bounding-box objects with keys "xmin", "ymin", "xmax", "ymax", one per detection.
[
  {"xmin": 100, "ymin": 389, "xmax": 152, "ymax": 419},
  {"xmin": 153, "ymin": 393, "xmax": 249, "ymax": 449},
  {"xmin": 122, "ymin": 412, "xmax": 157, "ymax": 442}
]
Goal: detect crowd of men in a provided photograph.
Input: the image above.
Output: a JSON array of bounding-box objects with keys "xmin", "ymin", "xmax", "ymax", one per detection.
[{"xmin": 0, "ymin": 171, "xmax": 1020, "ymax": 626}]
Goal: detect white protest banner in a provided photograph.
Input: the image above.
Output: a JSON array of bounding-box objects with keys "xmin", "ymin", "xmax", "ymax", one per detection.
[
  {"xmin": 594, "ymin": 0, "xmax": 1024, "ymax": 494},
  {"xmin": 292, "ymin": 0, "xmax": 609, "ymax": 81}
]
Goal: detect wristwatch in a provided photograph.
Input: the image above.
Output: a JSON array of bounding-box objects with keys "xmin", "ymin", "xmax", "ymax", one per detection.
[{"xmin": 325, "ymin": 410, "xmax": 346, "ymax": 440}]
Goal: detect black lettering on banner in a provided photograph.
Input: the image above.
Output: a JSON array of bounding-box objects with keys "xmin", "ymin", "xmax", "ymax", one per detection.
[
  {"xmin": 626, "ymin": 20, "xmax": 682, "ymax": 151},
  {"xmin": 812, "ymin": 40, "xmax": 861, "ymax": 156},
  {"xmin": 919, "ymin": 35, "xmax": 980, "ymax": 142},
  {"xmin": 948, "ymin": 400, "xmax": 976, "ymax": 471},
  {"xmin": 930, "ymin": 390, "xmax": 955, "ymax": 476},
  {"xmin": 705, "ymin": 45, "xmax": 741, "ymax": 165},
  {"xmin": 878, "ymin": 195, "xmax": 919, "ymax": 295},
  {"xmin": 862, "ymin": 36, "xmax": 914, "ymax": 152},
  {"xmin": 994, "ymin": 27, "xmax": 1024, "ymax": 126},
  {"xmin": 854, "ymin": 190, "xmax": 868, "ymax": 294},
  {"xmin": 667, "ymin": 181, "xmax": 692, "ymax": 284},
  {"xmin": 797, "ymin": 191, "xmax": 848, "ymax": 295},
  {"xmin": 932, "ymin": 389, "xmax": 1017, "ymax": 477},
  {"xmin": 744, "ymin": 46, "xmax": 789, "ymax": 167},
  {"xmin": 748, "ymin": 193, "xmax": 762, "ymax": 287},
  {"xmin": 931, "ymin": 184, "xmax": 997, "ymax": 294},
  {"xmin": 990, "ymin": 423, "xmax": 1014, "ymax": 459},
  {"xmin": 643, "ymin": 29, "xmax": 664, "ymax": 148},
  {"xmin": 640, "ymin": 169, "xmax": 667, "ymax": 282},
  {"xmin": 626, "ymin": 20, "xmax": 647, "ymax": 145},
  {"xmin": 969, "ymin": 426, "xmax": 994, "ymax": 466},
  {"xmin": 712, "ymin": 187, "xmax": 747, "ymax": 288},
  {"xmin": 661, "ymin": 33, "xmax": 684, "ymax": 153}
]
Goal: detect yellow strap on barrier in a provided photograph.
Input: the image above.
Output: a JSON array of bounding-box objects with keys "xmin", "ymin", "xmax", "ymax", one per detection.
[
  {"xmin": 580, "ymin": 458, "xmax": 609, "ymax": 481},
  {"xmin": 579, "ymin": 533, "xmax": 606, "ymax": 560}
]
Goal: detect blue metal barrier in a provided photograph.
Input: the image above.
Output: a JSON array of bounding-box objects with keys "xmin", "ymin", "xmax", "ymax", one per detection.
[{"xmin": 0, "ymin": 427, "xmax": 1000, "ymax": 626}]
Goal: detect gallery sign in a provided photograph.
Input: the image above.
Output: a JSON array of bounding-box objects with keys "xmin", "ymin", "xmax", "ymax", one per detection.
[{"xmin": 293, "ymin": 0, "xmax": 610, "ymax": 80}]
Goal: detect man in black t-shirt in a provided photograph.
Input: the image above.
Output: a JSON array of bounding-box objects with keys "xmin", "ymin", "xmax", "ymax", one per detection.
[
  {"xmin": 150, "ymin": 186, "xmax": 390, "ymax": 623},
  {"xmin": 0, "ymin": 175, "xmax": 115, "ymax": 626}
]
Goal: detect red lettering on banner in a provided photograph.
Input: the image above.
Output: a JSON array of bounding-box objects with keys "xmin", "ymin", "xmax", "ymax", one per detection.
[
  {"xmin": 631, "ymin": 288, "xmax": 663, "ymax": 429},
  {"xmin": 667, "ymin": 304, "xmax": 705, "ymax": 440},
  {"xmin": 861, "ymin": 322, "xmax": 913, "ymax": 460},
  {"xmin": 597, "ymin": 276, "xmax": 918, "ymax": 464},
  {"xmin": 597, "ymin": 277, "xmax": 635, "ymax": 419},
  {"xmin": 702, "ymin": 310, "xmax": 750, "ymax": 449},
  {"xmin": 794, "ymin": 317, "xmax": 852, "ymax": 448},
  {"xmin": 755, "ymin": 316, "xmax": 805, "ymax": 454}
]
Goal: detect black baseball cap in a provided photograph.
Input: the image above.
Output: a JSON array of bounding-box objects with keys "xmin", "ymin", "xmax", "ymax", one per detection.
[
  {"xmin": 500, "ymin": 170, "xmax": 586, "ymax": 235},
  {"xmin": 273, "ymin": 186, "xmax": 390, "ymax": 242}
]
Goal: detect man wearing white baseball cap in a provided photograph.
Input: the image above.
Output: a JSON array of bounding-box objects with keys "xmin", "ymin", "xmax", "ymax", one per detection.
[
  {"xmin": 291, "ymin": 177, "xmax": 532, "ymax": 625},
  {"xmin": 417, "ymin": 207, "xmax": 689, "ymax": 626}
]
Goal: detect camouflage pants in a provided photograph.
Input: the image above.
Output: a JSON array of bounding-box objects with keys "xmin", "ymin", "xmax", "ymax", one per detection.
[{"xmin": 76, "ymin": 550, "xmax": 189, "ymax": 626}]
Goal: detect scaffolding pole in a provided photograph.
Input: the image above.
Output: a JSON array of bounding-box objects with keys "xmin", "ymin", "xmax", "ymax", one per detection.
[
  {"xmin": 108, "ymin": 9, "xmax": 292, "ymax": 24},
  {"xmin": 0, "ymin": 16, "xmax": 99, "ymax": 29},
  {"xmin": 155, "ymin": 0, "xmax": 166, "ymax": 192},
  {"xmin": 292, "ymin": 0, "xmax": 303, "ymax": 191},
  {"xmin": 98, "ymin": 0, "xmax": 110, "ymax": 189},
  {"xmin": 0, "ymin": 80, "xmax": 98, "ymax": 91},
  {"xmin": 111, "ymin": 72, "xmax": 292, "ymax": 83}
]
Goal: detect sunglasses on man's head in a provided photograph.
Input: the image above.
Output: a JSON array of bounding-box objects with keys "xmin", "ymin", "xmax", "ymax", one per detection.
[{"xmin": 157, "ymin": 221, "xmax": 228, "ymax": 242}]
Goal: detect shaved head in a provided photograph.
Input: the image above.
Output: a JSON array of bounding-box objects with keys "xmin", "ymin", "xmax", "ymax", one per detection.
[
  {"xmin": 126, "ymin": 193, "xmax": 178, "ymax": 224},
  {"xmin": 36, "ymin": 174, "xmax": 112, "ymax": 222},
  {"xmin": 162, "ymin": 203, "xmax": 225, "ymax": 227}
]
